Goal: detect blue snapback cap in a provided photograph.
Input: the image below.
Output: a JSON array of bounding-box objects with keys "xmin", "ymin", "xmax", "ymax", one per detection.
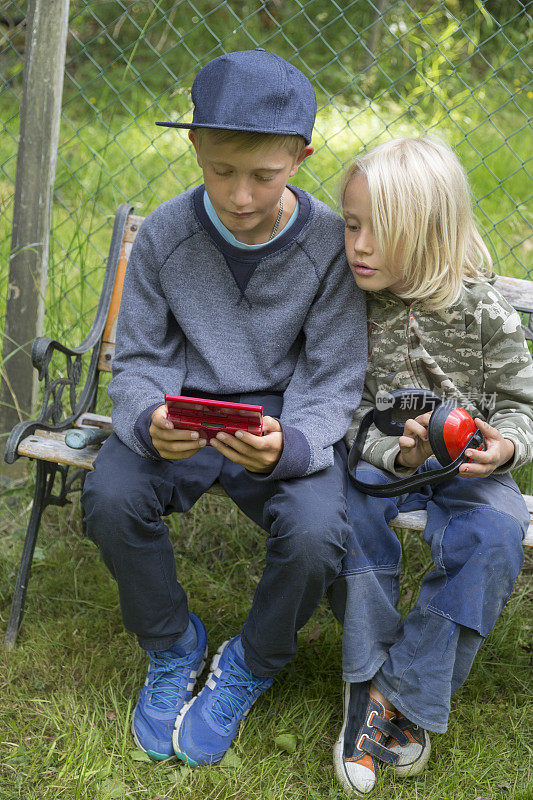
[{"xmin": 155, "ymin": 49, "xmax": 317, "ymax": 145}]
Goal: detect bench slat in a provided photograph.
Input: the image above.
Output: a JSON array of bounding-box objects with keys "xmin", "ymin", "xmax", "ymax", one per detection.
[
  {"xmin": 74, "ymin": 412, "xmax": 113, "ymax": 430},
  {"xmin": 95, "ymin": 214, "xmax": 144, "ymax": 374},
  {"xmin": 16, "ymin": 430, "xmax": 533, "ymax": 545},
  {"xmin": 493, "ymin": 275, "xmax": 533, "ymax": 313},
  {"xmin": 18, "ymin": 430, "xmax": 100, "ymax": 470},
  {"xmin": 97, "ymin": 236, "xmax": 135, "ymax": 373}
]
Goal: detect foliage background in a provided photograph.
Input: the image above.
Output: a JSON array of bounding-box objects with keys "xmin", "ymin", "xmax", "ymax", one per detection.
[{"xmin": 0, "ymin": 0, "xmax": 531, "ymax": 344}]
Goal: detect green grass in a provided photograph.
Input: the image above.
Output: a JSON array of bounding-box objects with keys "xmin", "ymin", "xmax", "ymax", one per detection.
[{"xmin": 0, "ymin": 484, "xmax": 531, "ymax": 800}]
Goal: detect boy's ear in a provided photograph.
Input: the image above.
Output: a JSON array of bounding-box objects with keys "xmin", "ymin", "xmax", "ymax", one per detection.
[
  {"xmin": 189, "ymin": 130, "xmax": 202, "ymax": 167},
  {"xmin": 289, "ymin": 144, "xmax": 314, "ymax": 177}
]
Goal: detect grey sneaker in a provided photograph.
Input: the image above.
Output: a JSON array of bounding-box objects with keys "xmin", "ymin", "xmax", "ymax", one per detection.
[
  {"xmin": 386, "ymin": 712, "xmax": 431, "ymax": 777},
  {"xmin": 333, "ymin": 681, "xmax": 399, "ymax": 795}
]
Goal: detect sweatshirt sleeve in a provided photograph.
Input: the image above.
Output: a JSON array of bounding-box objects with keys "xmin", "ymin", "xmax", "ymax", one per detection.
[
  {"xmin": 481, "ymin": 304, "xmax": 533, "ymax": 472},
  {"xmin": 108, "ymin": 220, "xmax": 187, "ymax": 458},
  {"xmin": 267, "ymin": 248, "xmax": 367, "ymax": 479}
]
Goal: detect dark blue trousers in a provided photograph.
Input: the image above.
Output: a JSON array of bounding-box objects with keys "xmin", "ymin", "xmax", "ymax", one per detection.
[
  {"xmin": 328, "ymin": 459, "xmax": 527, "ymax": 732},
  {"xmin": 81, "ymin": 393, "xmax": 349, "ymax": 677}
]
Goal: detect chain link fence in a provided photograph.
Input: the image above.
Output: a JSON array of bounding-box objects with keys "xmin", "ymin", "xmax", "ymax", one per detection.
[{"xmin": 0, "ymin": 0, "xmax": 531, "ymax": 343}]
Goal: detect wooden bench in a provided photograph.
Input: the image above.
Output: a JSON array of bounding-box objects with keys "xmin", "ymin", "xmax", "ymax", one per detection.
[{"xmin": 3, "ymin": 204, "xmax": 533, "ymax": 650}]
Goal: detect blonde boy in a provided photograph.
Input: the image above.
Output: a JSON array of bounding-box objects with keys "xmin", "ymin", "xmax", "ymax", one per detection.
[{"xmin": 333, "ymin": 137, "xmax": 532, "ymax": 794}]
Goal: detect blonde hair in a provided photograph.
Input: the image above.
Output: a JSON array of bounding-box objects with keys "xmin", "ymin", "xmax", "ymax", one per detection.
[
  {"xmin": 341, "ymin": 136, "xmax": 493, "ymax": 310},
  {"xmin": 193, "ymin": 127, "xmax": 306, "ymax": 159}
]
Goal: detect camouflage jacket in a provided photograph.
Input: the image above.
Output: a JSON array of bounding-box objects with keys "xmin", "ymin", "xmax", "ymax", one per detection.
[{"xmin": 345, "ymin": 279, "xmax": 533, "ymax": 476}]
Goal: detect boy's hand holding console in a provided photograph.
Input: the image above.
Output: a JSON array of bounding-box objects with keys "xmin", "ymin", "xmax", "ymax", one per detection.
[{"xmin": 150, "ymin": 395, "xmax": 283, "ymax": 473}]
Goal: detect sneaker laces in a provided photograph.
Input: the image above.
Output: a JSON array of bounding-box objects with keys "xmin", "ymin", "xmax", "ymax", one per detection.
[
  {"xmin": 208, "ymin": 653, "xmax": 270, "ymax": 731},
  {"xmin": 147, "ymin": 649, "xmax": 198, "ymax": 712}
]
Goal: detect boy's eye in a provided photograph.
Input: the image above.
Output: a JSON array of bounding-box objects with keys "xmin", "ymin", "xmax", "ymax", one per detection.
[
  {"xmin": 255, "ymin": 175, "xmax": 274, "ymax": 182},
  {"xmin": 213, "ymin": 170, "xmax": 232, "ymax": 177},
  {"xmin": 345, "ymin": 223, "xmax": 360, "ymax": 232}
]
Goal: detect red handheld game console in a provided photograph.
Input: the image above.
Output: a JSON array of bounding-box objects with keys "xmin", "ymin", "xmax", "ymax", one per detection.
[{"xmin": 164, "ymin": 395, "xmax": 264, "ymax": 441}]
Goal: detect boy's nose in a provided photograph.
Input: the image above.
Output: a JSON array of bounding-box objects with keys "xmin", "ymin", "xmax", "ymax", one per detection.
[{"xmin": 230, "ymin": 180, "xmax": 253, "ymax": 209}]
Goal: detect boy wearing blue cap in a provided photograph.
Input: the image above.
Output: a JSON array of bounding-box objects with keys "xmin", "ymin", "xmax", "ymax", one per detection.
[{"xmin": 82, "ymin": 49, "xmax": 367, "ymax": 766}]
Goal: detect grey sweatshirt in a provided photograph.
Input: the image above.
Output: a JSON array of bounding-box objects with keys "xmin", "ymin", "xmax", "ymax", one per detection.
[{"xmin": 109, "ymin": 185, "xmax": 367, "ymax": 479}]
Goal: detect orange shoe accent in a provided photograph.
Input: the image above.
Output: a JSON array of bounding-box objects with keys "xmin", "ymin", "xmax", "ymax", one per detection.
[{"xmin": 346, "ymin": 704, "xmax": 396, "ymax": 770}]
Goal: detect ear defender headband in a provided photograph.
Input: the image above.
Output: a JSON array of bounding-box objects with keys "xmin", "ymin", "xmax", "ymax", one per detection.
[{"xmin": 348, "ymin": 389, "xmax": 485, "ymax": 497}]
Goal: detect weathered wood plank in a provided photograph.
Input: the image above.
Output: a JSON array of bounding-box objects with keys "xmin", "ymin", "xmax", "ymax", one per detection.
[
  {"xmin": 0, "ymin": 0, "xmax": 70, "ymax": 460},
  {"xmin": 123, "ymin": 216, "xmax": 144, "ymax": 243},
  {"xmin": 390, "ymin": 511, "xmax": 426, "ymax": 531},
  {"xmin": 74, "ymin": 413, "xmax": 113, "ymax": 430},
  {"xmin": 97, "ymin": 342, "xmax": 115, "ymax": 373},
  {"xmin": 17, "ymin": 431, "xmax": 99, "ymax": 470},
  {"xmin": 97, "ymin": 238, "xmax": 134, "ymax": 371},
  {"xmin": 494, "ymin": 275, "xmax": 533, "ymax": 313},
  {"xmin": 15, "ymin": 430, "xmax": 533, "ymax": 544},
  {"xmin": 96, "ymin": 217, "xmax": 143, "ymax": 372}
]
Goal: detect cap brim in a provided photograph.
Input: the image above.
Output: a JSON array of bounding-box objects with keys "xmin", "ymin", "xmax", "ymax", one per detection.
[
  {"xmin": 155, "ymin": 121, "xmax": 300, "ymax": 133},
  {"xmin": 155, "ymin": 121, "xmax": 197, "ymax": 129},
  {"xmin": 154, "ymin": 121, "xmax": 310, "ymax": 144}
]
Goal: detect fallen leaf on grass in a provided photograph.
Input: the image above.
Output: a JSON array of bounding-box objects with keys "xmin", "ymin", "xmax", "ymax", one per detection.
[
  {"xmin": 129, "ymin": 749, "xmax": 152, "ymax": 762},
  {"xmin": 219, "ymin": 748, "xmax": 242, "ymax": 769},
  {"xmin": 274, "ymin": 733, "xmax": 298, "ymax": 753},
  {"xmin": 101, "ymin": 777, "xmax": 130, "ymax": 798}
]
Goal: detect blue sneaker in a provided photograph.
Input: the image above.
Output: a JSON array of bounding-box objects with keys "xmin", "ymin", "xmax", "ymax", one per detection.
[
  {"xmin": 132, "ymin": 613, "xmax": 207, "ymax": 761},
  {"xmin": 173, "ymin": 635, "xmax": 273, "ymax": 766}
]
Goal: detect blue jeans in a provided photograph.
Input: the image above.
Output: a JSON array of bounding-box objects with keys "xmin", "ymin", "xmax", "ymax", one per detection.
[
  {"xmin": 328, "ymin": 460, "xmax": 527, "ymax": 732},
  {"xmin": 81, "ymin": 393, "xmax": 350, "ymax": 677}
]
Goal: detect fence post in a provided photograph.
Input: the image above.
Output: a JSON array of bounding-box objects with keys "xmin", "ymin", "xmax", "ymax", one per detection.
[{"xmin": 0, "ymin": 0, "xmax": 70, "ymax": 472}]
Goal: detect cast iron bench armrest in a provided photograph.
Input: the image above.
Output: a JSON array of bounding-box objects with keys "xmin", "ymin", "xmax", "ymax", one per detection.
[{"xmin": 4, "ymin": 204, "xmax": 133, "ymax": 465}]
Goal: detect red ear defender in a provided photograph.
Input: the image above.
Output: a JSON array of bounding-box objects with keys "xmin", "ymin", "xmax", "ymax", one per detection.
[
  {"xmin": 442, "ymin": 407, "xmax": 482, "ymax": 463},
  {"xmin": 428, "ymin": 404, "xmax": 483, "ymax": 466},
  {"xmin": 348, "ymin": 389, "xmax": 486, "ymax": 497}
]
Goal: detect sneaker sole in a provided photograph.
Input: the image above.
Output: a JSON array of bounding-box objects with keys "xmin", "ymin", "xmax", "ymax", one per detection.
[
  {"xmin": 333, "ymin": 682, "xmax": 373, "ymax": 796},
  {"xmin": 132, "ymin": 646, "xmax": 208, "ymax": 762},
  {"xmin": 131, "ymin": 722, "xmax": 172, "ymax": 762}
]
